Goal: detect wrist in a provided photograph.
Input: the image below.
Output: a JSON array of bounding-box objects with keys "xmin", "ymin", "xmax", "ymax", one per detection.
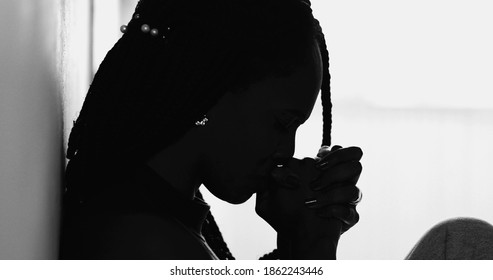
[
  {"xmin": 291, "ymin": 235, "xmax": 339, "ymax": 260},
  {"xmin": 278, "ymin": 219, "xmax": 342, "ymax": 260}
]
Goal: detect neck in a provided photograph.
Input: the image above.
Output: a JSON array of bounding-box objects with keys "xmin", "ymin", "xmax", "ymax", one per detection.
[{"xmin": 145, "ymin": 130, "xmax": 203, "ymax": 200}]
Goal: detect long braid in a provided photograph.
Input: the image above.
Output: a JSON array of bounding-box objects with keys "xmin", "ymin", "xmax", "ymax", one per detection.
[
  {"xmin": 317, "ymin": 23, "xmax": 333, "ymax": 148},
  {"xmin": 195, "ymin": 191, "xmax": 236, "ymax": 260}
]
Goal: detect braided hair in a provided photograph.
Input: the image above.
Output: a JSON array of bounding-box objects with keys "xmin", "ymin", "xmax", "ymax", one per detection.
[{"xmin": 65, "ymin": 0, "xmax": 331, "ymax": 260}]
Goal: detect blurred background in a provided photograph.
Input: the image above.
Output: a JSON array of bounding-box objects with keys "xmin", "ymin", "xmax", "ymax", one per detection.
[{"xmin": 1, "ymin": 0, "xmax": 492, "ymax": 259}]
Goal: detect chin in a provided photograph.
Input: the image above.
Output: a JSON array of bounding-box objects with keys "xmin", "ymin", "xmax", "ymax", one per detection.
[
  {"xmin": 224, "ymin": 193, "xmax": 253, "ymax": 205},
  {"xmin": 208, "ymin": 187, "xmax": 254, "ymax": 205},
  {"xmin": 203, "ymin": 176, "xmax": 262, "ymax": 204},
  {"xmin": 216, "ymin": 189, "xmax": 253, "ymax": 204}
]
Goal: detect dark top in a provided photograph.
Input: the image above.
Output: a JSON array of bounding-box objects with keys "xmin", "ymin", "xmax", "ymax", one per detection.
[{"xmin": 59, "ymin": 154, "xmax": 218, "ymax": 259}]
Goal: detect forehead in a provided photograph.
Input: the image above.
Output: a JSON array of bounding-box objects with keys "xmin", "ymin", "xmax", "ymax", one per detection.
[{"xmin": 250, "ymin": 40, "xmax": 323, "ymax": 121}]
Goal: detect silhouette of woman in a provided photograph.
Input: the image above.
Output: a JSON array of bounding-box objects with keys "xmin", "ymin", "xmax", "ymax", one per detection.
[{"xmin": 59, "ymin": 0, "xmax": 363, "ymax": 259}]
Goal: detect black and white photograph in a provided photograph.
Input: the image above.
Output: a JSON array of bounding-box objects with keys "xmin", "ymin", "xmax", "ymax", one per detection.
[{"xmin": 1, "ymin": 0, "xmax": 493, "ymax": 275}]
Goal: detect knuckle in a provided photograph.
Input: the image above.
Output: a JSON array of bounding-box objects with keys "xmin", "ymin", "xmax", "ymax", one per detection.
[
  {"xmin": 354, "ymin": 161, "xmax": 363, "ymax": 173},
  {"xmin": 356, "ymin": 147, "xmax": 363, "ymax": 157},
  {"xmin": 351, "ymin": 186, "xmax": 360, "ymax": 197},
  {"xmin": 353, "ymin": 210, "xmax": 360, "ymax": 224}
]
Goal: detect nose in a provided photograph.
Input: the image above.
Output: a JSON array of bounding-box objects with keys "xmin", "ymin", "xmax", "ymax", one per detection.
[{"xmin": 272, "ymin": 129, "xmax": 297, "ymax": 165}]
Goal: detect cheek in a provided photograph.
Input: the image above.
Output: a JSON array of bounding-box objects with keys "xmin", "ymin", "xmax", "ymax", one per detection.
[
  {"xmin": 201, "ymin": 112, "xmax": 282, "ymax": 201},
  {"xmin": 206, "ymin": 150, "xmax": 259, "ymax": 188},
  {"xmin": 215, "ymin": 118, "xmax": 280, "ymax": 164}
]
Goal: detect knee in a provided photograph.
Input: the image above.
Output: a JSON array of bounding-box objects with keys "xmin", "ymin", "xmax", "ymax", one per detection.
[
  {"xmin": 407, "ymin": 217, "xmax": 493, "ymax": 260},
  {"xmin": 432, "ymin": 217, "xmax": 493, "ymax": 235}
]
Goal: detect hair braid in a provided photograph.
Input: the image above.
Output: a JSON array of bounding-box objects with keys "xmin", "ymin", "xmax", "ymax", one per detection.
[
  {"xmin": 316, "ymin": 22, "xmax": 333, "ymax": 147},
  {"xmin": 194, "ymin": 191, "xmax": 236, "ymax": 259}
]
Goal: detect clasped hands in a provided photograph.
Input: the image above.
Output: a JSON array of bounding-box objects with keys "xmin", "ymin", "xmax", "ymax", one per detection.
[{"xmin": 255, "ymin": 145, "xmax": 363, "ymax": 259}]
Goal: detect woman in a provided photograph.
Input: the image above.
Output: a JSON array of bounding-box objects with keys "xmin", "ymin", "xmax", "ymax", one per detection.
[{"xmin": 60, "ymin": 0, "xmax": 363, "ymax": 259}]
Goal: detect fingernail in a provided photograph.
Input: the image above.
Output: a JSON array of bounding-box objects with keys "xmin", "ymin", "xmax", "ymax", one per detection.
[{"xmin": 304, "ymin": 199, "xmax": 317, "ymax": 208}]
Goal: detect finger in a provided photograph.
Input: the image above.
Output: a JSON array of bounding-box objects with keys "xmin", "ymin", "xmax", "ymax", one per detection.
[
  {"xmin": 271, "ymin": 165, "xmax": 300, "ymax": 190},
  {"xmin": 306, "ymin": 185, "xmax": 361, "ymax": 209},
  {"xmin": 311, "ymin": 161, "xmax": 362, "ymax": 191},
  {"xmin": 315, "ymin": 145, "xmax": 343, "ymax": 161},
  {"xmin": 317, "ymin": 145, "xmax": 343, "ymax": 157},
  {"xmin": 331, "ymin": 145, "xmax": 343, "ymax": 152},
  {"xmin": 316, "ymin": 205, "xmax": 359, "ymax": 233},
  {"xmin": 316, "ymin": 146, "xmax": 363, "ymax": 169},
  {"xmin": 316, "ymin": 146, "xmax": 363, "ymax": 170}
]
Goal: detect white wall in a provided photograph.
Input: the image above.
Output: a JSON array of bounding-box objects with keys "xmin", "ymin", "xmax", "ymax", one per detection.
[
  {"xmin": 0, "ymin": 0, "xmax": 61, "ymax": 259},
  {"xmin": 59, "ymin": 0, "xmax": 92, "ymax": 143},
  {"xmin": 0, "ymin": 0, "xmax": 92, "ymax": 259}
]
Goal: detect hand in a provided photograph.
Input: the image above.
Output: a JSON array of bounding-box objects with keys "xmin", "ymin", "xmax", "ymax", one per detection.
[
  {"xmin": 310, "ymin": 145, "xmax": 363, "ymax": 233},
  {"xmin": 259, "ymin": 146, "xmax": 363, "ymax": 234},
  {"xmin": 256, "ymin": 158, "xmax": 320, "ymax": 238},
  {"xmin": 255, "ymin": 158, "xmax": 342, "ymax": 259}
]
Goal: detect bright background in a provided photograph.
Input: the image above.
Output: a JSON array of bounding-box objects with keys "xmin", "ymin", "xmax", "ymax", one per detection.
[{"xmin": 1, "ymin": 0, "xmax": 492, "ymax": 259}]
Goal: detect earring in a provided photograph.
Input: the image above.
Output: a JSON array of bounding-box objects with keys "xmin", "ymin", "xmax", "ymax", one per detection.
[{"xmin": 195, "ymin": 116, "xmax": 209, "ymax": 126}]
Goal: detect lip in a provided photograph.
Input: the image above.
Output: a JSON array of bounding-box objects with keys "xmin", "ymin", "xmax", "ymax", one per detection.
[{"xmin": 252, "ymin": 158, "xmax": 277, "ymax": 193}]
